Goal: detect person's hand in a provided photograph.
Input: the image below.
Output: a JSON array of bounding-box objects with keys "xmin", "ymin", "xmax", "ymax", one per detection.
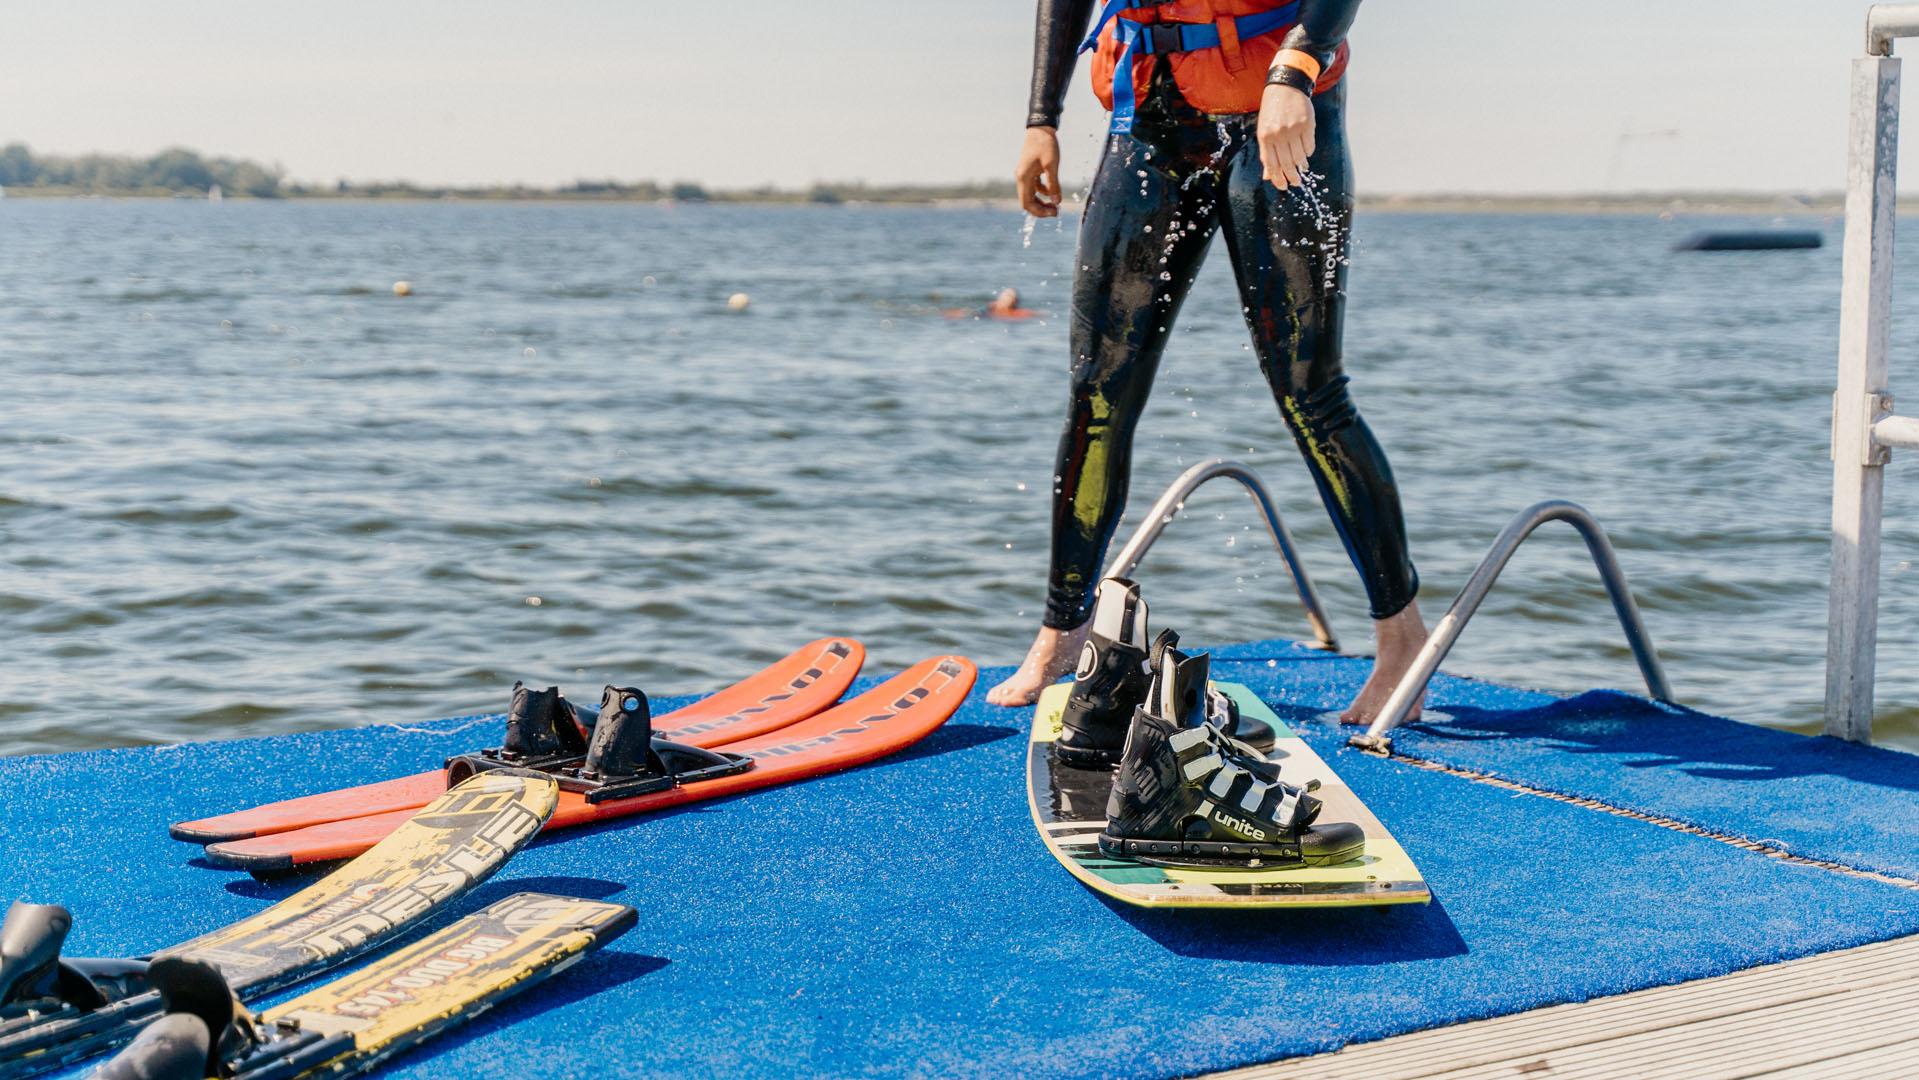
[
  {"xmin": 1016, "ymin": 126, "xmax": 1063, "ymax": 217},
  {"xmin": 1256, "ymin": 84, "xmax": 1315, "ymax": 190}
]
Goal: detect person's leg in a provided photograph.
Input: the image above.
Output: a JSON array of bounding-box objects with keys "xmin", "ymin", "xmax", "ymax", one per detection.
[
  {"xmin": 988, "ymin": 97, "xmax": 1228, "ymax": 706},
  {"xmin": 1218, "ymin": 82, "xmax": 1428, "ymax": 725}
]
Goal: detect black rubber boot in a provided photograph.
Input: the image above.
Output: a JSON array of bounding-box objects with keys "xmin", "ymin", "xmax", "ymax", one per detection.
[
  {"xmin": 580, "ymin": 687, "xmax": 659, "ymax": 780},
  {"xmin": 0, "ymin": 902, "xmax": 148, "ymax": 1016},
  {"xmin": 1057, "ymin": 577, "xmax": 1152, "ymax": 768},
  {"xmin": 500, "ymin": 682, "xmax": 587, "ymax": 760},
  {"xmin": 93, "ymin": 958, "xmax": 258, "ymax": 1080},
  {"xmin": 1099, "ymin": 640, "xmax": 1365, "ymax": 869},
  {"xmin": 565, "ymin": 686, "xmax": 753, "ymax": 804}
]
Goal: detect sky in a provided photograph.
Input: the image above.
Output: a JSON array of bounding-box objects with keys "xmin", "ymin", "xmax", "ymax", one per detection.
[{"xmin": 0, "ymin": 1, "xmax": 1903, "ymax": 193}]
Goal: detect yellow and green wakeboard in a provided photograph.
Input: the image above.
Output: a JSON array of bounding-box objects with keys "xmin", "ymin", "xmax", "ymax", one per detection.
[{"xmin": 1026, "ymin": 681, "xmax": 1428, "ymax": 909}]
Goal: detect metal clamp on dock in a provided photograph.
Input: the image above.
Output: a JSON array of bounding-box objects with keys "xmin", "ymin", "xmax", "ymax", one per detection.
[
  {"xmin": 1105, "ymin": 458, "xmax": 1340, "ymax": 653},
  {"xmin": 1350, "ymin": 500, "xmax": 1674, "ymax": 754}
]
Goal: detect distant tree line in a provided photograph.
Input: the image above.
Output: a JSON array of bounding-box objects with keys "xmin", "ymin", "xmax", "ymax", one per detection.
[
  {"xmin": 0, "ymin": 143, "xmax": 1020, "ymax": 203},
  {"xmin": 0, "ymin": 143, "xmax": 284, "ymax": 196}
]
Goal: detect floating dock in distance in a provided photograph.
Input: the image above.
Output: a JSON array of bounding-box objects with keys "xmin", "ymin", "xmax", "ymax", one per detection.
[
  {"xmin": 1674, "ymin": 229, "xmax": 1824, "ymax": 251},
  {"xmin": 6, "ymin": 645, "xmax": 1919, "ymax": 1078}
]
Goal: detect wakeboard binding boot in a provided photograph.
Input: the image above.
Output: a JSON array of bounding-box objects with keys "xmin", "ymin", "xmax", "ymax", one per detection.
[
  {"xmin": 556, "ymin": 686, "xmax": 752, "ymax": 804},
  {"xmin": 1056, "ymin": 577, "xmax": 1152, "ymax": 768},
  {"xmin": 1097, "ymin": 634, "xmax": 1365, "ymax": 869},
  {"xmin": 0, "ymin": 901, "xmax": 153, "ymax": 1021}
]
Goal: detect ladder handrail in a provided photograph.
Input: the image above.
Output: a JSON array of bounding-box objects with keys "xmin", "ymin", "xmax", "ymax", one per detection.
[
  {"xmin": 1354, "ymin": 499, "xmax": 1674, "ymax": 749},
  {"xmin": 1104, "ymin": 458, "xmax": 1340, "ymax": 652},
  {"xmin": 1827, "ymin": 4, "xmax": 1917, "ymax": 744},
  {"xmin": 1868, "ymin": 3, "xmax": 1919, "ymax": 54}
]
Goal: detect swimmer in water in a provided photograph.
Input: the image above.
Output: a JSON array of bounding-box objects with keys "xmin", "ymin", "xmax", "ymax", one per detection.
[
  {"xmin": 946, "ymin": 287, "xmax": 1042, "ymax": 321},
  {"xmin": 987, "ymin": 0, "xmax": 1428, "ymax": 726}
]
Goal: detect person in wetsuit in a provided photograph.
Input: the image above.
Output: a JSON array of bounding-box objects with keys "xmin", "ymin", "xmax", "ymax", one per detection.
[{"xmin": 985, "ymin": 0, "xmax": 1429, "ymax": 725}]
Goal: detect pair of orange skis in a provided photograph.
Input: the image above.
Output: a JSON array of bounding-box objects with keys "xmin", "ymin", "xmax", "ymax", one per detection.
[{"xmin": 173, "ymin": 639, "xmax": 978, "ymax": 871}]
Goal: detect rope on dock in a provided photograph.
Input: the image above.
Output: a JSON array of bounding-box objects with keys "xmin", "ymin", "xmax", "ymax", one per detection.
[{"xmin": 1381, "ymin": 751, "xmax": 1919, "ymax": 891}]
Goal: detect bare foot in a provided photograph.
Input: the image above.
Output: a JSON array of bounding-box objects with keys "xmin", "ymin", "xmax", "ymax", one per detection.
[
  {"xmin": 986, "ymin": 623, "xmax": 1090, "ymax": 706},
  {"xmin": 1340, "ymin": 600, "xmax": 1430, "ymax": 727}
]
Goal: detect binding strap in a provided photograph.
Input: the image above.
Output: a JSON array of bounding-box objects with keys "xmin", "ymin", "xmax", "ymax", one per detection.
[
  {"xmin": 1166, "ymin": 724, "xmax": 1311, "ymax": 831},
  {"xmin": 1078, "ymin": 1, "xmax": 1303, "ymax": 135}
]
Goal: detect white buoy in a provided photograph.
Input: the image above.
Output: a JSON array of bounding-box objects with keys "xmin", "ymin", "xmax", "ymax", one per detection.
[
  {"xmin": 727, "ymin": 292, "xmax": 750, "ymax": 312},
  {"xmin": 393, "ymin": 281, "xmax": 413, "ymax": 297}
]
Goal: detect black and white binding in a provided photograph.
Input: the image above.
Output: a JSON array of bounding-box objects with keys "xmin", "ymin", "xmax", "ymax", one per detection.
[
  {"xmin": 1057, "ymin": 577, "xmax": 1152, "ymax": 767},
  {"xmin": 1098, "ymin": 634, "xmax": 1364, "ymax": 869}
]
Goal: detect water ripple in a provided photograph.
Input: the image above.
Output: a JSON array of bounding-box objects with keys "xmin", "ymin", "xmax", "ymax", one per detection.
[{"xmin": 3, "ymin": 201, "xmax": 1915, "ymax": 755}]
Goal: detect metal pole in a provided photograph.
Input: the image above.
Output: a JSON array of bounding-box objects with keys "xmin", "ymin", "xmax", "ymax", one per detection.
[
  {"xmin": 1105, "ymin": 458, "xmax": 1340, "ymax": 652},
  {"xmin": 1825, "ymin": 49, "xmax": 1902, "ymax": 745},
  {"xmin": 1356, "ymin": 500, "xmax": 1673, "ymax": 747}
]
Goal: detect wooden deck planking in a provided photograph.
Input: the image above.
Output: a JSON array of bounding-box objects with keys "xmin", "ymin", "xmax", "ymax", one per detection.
[{"xmin": 1206, "ymin": 934, "xmax": 1919, "ymax": 1079}]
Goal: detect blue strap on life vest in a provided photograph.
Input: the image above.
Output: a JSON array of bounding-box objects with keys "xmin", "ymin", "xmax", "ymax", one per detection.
[{"xmin": 1078, "ymin": 1, "xmax": 1302, "ymax": 136}]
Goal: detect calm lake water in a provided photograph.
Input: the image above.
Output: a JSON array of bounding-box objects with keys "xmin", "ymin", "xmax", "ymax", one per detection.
[{"xmin": 6, "ymin": 198, "xmax": 1917, "ymax": 756}]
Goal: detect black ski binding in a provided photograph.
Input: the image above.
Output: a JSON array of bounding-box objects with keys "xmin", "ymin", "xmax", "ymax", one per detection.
[
  {"xmin": 93, "ymin": 957, "xmax": 349, "ymax": 1080},
  {"xmin": 1097, "ymin": 635, "xmax": 1364, "ymax": 871},
  {"xmin": 445, "ymin": 681, "xmax": 752, "ymax": 803},
  {"xmin": 447, "ymin": 681, "xmax": 593, "ymax": 780},
  {"xmin": 0, "ymin": 901, "xmax": 151, "ymax": 1022},
  {"xmin": 555, "ymin": 686, "xmax": 752, "ymax": 804}
]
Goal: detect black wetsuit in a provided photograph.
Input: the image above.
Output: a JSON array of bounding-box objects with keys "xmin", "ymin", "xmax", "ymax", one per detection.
[{"xmin": 1027, "ymin": 0, "xmax": 1418, "ymax": 629}]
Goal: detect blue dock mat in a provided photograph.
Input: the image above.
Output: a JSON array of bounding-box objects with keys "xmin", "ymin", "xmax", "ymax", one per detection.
[
  {"xmin": 5, "ymin": 644, "xmax": 1919, "ymax": 1078},
  {"xmin": 1207, "ymin": 640, "xmax": 1919, "ymax": 884}
]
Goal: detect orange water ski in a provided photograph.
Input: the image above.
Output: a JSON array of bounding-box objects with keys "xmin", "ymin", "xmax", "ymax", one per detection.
[
  {"xmin": 204, "ymin": 655, "xmax": 976, "ymax": 870},
  {"xmin": 172, "ymin": 638, "xmax": 864, "ymax": 844}
]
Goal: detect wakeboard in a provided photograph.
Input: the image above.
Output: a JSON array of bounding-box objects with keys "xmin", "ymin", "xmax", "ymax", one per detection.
[{"xmin": 1027, "ymin": 681, "xmax": 1428, "ymax": 909}]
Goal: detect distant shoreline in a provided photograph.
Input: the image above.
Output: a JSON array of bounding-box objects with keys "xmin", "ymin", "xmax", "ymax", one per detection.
[
  {"xmin": 0, "ymin": 144, "xmax": 1854, "ymax": 214},
  {"xmin": 0, "ymin": 188, "xmax": 1853, "ymax": 216}
]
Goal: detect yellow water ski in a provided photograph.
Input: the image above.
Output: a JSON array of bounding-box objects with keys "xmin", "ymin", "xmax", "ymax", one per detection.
[
  {"xmin": 93, "ymin": 893, "xmax": 634, "ymax": 1079},
  {"xmin": 0, "ymin": 772, "xmax": 557, "ymax": 1079},
  {"xmin": 1027, "ymin": 682, "xmax": 1429, "ymax": 909}
]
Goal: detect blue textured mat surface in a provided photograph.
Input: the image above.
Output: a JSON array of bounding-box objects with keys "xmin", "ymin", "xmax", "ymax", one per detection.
[
  {"xmin": 6, "ymin": 643, "xmax": 1919, "ymax": 1078},
  {"xmin": 1207, "ymin": 641, "xmax": 1919, "ymax": 884}
]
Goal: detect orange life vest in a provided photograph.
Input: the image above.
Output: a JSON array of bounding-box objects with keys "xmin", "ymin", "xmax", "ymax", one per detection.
[{"xmin": 1087, "ymin": 0, "xmax": 1349, "ymax": 124}]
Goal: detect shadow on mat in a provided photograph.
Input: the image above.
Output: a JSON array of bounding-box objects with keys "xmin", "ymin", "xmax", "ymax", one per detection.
[
  {"xmin": 461, "ymin": 874, "xmax": 629, "ymax": 907},
  {"xmin": 887, "ymin": 722, "xmax": 1018, "ymax": 765},
  {"xmin": 220, "ymin": 868, "xmax": 626, "ymax": 905},
  {"xmin": 1107, "ymin": 893, "xmax": 1468, "ymax": 966},
  {"xmin": 1384, "ymin": 690, "xmax": 1919, "ymax": 793},
  {"xmin": 399, "ymin": 948, "xmax": 669, "ymax": 1061}
]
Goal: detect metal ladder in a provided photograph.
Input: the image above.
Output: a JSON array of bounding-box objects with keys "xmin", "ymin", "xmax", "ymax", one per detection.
[
  {"xmin": 1112, "ymin": 466, "xmax": 1674, "ymax": 752},
  {"xmin": 1103, "ymin": 458, "xmax": 1340, "ymax": 651},
  {"xmin": 1827, "ymin": 4, "xmax": 1919, "ymax": 743},
  {"xmin": 1354, "ymin": 500, "xmax": 1675, "ymax": 751}
]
